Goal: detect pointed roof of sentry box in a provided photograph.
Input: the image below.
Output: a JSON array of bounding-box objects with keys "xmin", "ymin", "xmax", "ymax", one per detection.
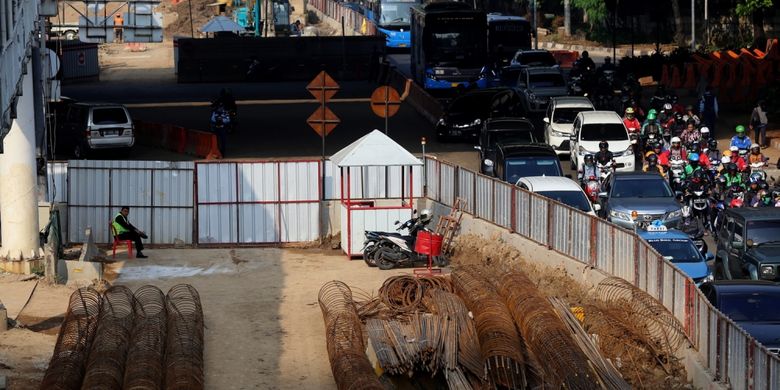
[{"xmin": 331, "ymin": 129, "xmax": 422, "ymax": 167}]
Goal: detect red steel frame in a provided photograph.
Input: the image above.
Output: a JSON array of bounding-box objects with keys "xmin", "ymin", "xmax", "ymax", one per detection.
[{"xmin": 340, "ymin": 164, "xmax": 415, "ymax": 258}]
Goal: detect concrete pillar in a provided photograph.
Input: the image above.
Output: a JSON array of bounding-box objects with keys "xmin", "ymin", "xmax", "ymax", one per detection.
[{"xmin": 0, "ymin": 61, "xmax": 41, "ymax": 261}]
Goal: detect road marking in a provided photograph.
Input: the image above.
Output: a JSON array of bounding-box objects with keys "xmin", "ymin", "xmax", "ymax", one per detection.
[{"xmin": 125, "ymin": 98, "xmax": 372, "ymax": 108}]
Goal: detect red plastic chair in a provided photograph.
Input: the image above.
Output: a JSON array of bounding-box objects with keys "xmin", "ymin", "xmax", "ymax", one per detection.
[{"xmin": 110, "ymin": 222, "xmax": 134, "ymax": 259}]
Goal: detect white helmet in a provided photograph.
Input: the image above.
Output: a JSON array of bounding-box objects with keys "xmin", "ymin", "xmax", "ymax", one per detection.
[
  {"xmin": 729, "ymin": 145, "xmax": 739, "ymax": 152},
  {"xmin": 663, "ymin": 103, "xmax": 672, "ymax": 110},
  {"xmin": 671, "ymin": 136, "xmax": 681, "ymax": 144},
  {"xmin": 681, "ymin": 205, "xmax": 691, "ymax": 218},
  {"xmin": 419, "ymin": 209, "xmax": 433, "ymax": 223},
  {"xmin": 721, "ymin": 156, "xmax": 731, "ymax": 164},
  {"xmin": 751, "ymin": 143, "xmax": 760, "ymax": 149},
  {"xmin": 700, "ymin": 126, "xmax": 710, "ymax": 134}
]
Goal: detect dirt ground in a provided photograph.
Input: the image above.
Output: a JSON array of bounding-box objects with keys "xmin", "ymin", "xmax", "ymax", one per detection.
[{"xmin": 0, "ymin": 247, "xmax": 408, "ymax": 389}]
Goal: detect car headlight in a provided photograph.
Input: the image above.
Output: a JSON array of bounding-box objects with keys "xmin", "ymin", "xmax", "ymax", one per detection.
[
  {"xmin": 623, "ymin": 147, "xmax": 633, "ymax": 156},
  {"xmin": 437, "ymin": 118, "xmax": 446, "ymax": 126},
  {"xmin": 484, "ymin": 159, "xmax": 494, "ymax": 167},
  {"xmin": 665, "ymin": 209, "xmax": 682, "ymax": 220},
  {"xmin": 551, "ymin": 129, "xmax": 569, "ymax": 137},
  {"xmin": 702, "ymin": 273, "xmax": 715, "ymax": 283},
  {"xmin": 609, "ymin": 210, "xmax": 631, "ymax": 221},
  {"xmin": 760, "ymin": 265, "xmax": 776, "ymax": 279},
  {"xmin": 434, "ymin": 69, "xmax": 445, "ymax": 75},
  {"xmin": 471, "ymin": 118, "xmax": 482, "ymax": 126}
]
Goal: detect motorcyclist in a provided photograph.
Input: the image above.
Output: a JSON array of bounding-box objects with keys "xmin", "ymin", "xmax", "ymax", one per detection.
[
  {"xmin": 659, "ymin": 103, "xmax": 675, "ymax": 127},
  {"xmin": 705, "ymin": 138, "xmax": 721, "ymax": 164},
  {"xmin": 679, "ymin": 205, "xmax": 705, "ymax": 238},
  {"xmin": 689, "ymin": 143, "xmax": 710, "ymax": 168},
  {"xmin": 577, "ymin": 50, "xmax": 596, "ymax": 74},
  {"xmin": 682, "ymin": 105, "xmax": 701, "ymax": 126},
  {"xmin": 594, "ymin": 141, "xmax": 614, "ymax": 166},
  {"xmin": 757, "ymin": 189, "xmax": 774, "ymax": 207},
  {"xmin": 730, "ymin": 125, "xmax": 752, "ymax": 150},
  {"xmin": 643, "ymin": 153, "xmax": 666, "ymax": 177},
  {"xmin": 683, "ymin": 153, "xmax": 703, "ymax": 179},
  {"xmin": 728, "ymin": 146, "xmax": 748, "ymax": 171},
  {"xmin": 660, "ymin": 137, "xmax": 687, "ymax": 165},
  {"xmin": 679, "ymin": 121, "xmax": 701, "ymax": 145},
  {"xmin": 748, "ymin": 143, "xmax": 767, "ymax": 165},
  {"xmin": 650, "ymin": 141, "xmax": 668, "ymax": 165},
  {"xmin": 579, "ymin": 154, "xmax": 598, "ymax": 184},
  {"xmin": 213, "ymin": 88, "xmax": 237, "ymax": 112},
  {"xmin": 699, "ymin": 126, "xmax": 711, "ymax": 141},
  {"xmin": 650, "ymin": 86, "xmax": 667, "ymax": 111},
  {"xmin": 721, "ymin": 163, "xmax": 744, "ymax": 188},
  {"xmin": 623, "ymin": 107, "xmax": 641, "ymax": 134},
  {"xmin": 745, "ymin": 173, "xmax": 764, "ymax": 204}
]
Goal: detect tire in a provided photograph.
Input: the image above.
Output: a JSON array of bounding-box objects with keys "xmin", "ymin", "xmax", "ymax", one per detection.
[
  {"xmin": 64, "ymin": 30, "xmax": 76, "ymax": 40},
  {"xmin": 433, "ymin": 256, "xmax": 449, "ymax": 267},
  {"xmin": 375, "ymin": 247, "xmax": 397, "ymax": 270},
  {"xmin": 363, "ymin": 243, "xmax": 378, "ymax": 267}
]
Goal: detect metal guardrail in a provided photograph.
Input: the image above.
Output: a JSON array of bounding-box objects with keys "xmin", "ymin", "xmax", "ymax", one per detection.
[{"xmin": 424, "ymin": 156, "xmax": 780, "ymax": 389}]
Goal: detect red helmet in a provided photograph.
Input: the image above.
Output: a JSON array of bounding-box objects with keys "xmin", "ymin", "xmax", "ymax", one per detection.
[{"xmin": 730, "ymin": 198, "xmax": 744, "ymax": 208}]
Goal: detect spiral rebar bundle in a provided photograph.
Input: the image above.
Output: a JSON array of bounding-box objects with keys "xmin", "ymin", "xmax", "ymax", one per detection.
[
  {"xmin": 40, "ymin": 288, "xmax": 103, "ymax": 390},
  {"xmin": 164, "ymin": 284, "xmax": 205, "ymax": 390},
  {"xmin": 378, "ymin": 275, "xmax": 454, "ymax": 313},
  {"xmin": 451, "ymin": 268, "xmax": 529, "ymax": 389},
  {"xmin": 422, "ymin": 289, "xmax": 482, "ymax": 379},
  {"xmin": 123, "ymin": 285, "xmax": 168, "ymax": 390},
  {"xmin": 81, "ymin": 286, "xmax": 135, "ymax": 390},
  {"xmin": 594, "ymin": 277, "xmax": 686, "ymax": 354},
  {"xmin": 318, "ymin": 281, "xmax": 383, "ymax": 390},
  {"xmin": 495, "ymin": 271, "xmax": 601, "ymax": 390}
]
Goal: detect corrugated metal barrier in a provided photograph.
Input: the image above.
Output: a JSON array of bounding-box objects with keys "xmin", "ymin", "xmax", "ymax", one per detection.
[{"xmin": 423, "ymin": 156, "xmax": 780, "ymax": 389}]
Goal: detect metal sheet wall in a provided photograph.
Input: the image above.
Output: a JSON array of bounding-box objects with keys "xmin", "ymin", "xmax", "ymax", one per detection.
[
  {"xmin": 324, "ymin": 160, "xmax": 422, "ymax": 200},
  {"xmin": 439, "ymin": 163, "xmax": 456, "ymax": 207},
  {"xmin": 456, "ymin": 168, "xmax": 474, "ymax": 214},
  {"xmin": 47, "ymin": 161, "xmax": 69, "ymax": 203},
  {"xmin": 48, "ymin": 41, "xmax": 100, "ymax": 81},
  {"xmin": 196, "ymin": 161, "xmax": 320, "ymax": 245},
  {"xmin": 425, "ymin": 158, "xmax": 439, "ymax": 201},
  {"xmin": 474, "ymin": 175, "xmax": 493, "ymax": 220},
  {"xmin": 493, "ymin": 182, "xmax": 512, "ymax": 229},
  {"xmin": 67, "ymin": 160, "xmax": 194, "ymax": 244}
]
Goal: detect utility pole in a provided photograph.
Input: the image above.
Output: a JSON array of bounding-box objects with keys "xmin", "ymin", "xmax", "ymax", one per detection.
[
  {"xmin": 0, "ymin": 61, "xmax": 42, "ymax": 264},
  {"xmin": 691, "ymin": 0, "xmax": 695, "ymax": 50},
  {"xmin": 563, "ymin": 0, "xmax": 570, "ymax": 36},
  {"xmin": 532, "ymin": 0, "xmax": 537, "ymax": 49}
]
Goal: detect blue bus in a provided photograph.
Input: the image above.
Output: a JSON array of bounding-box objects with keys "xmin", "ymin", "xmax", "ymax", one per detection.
[
  {"xmin": 410, "ymin": 2, "xmax": 487, "ymax": 90},
  {"xmin": 487, "ymin": 13, "xmax": 532, "ymax": 66},
  {"xmin": 361, "ymin": 0, "xmax": 420, "ymax": 48}
]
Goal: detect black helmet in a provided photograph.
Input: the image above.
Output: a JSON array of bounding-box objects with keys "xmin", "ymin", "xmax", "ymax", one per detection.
[
  {"xmin": 647, "ymin": 154, "xmax": 658, "ymax": 164},
  {"xmin": 584, "ymin": 154, "xmax": 594, "ymax": 164},
  {"xmin": 692, "ymin": 170, "xmax": 704, "ymax": 181},
  {"xmin": 582, "ymin": 50, "xmax": 590, "ymax": 58},
  {"xmin": 599, "ymin": 141, "xmax": 609, "ymax": 150},
  {"xmin": 727, "ymin": 163, "xmax": 738, "ymax": 172},
  {"xmin": 689, "ymin": 143, "xmax": 701, "ymax": 153},
  {"xmin": 708, "ymin": 138, "xmax": 718, "ymax": 150}
]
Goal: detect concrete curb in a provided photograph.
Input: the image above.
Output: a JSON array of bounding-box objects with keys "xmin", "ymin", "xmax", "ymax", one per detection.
[{"xmin": 537, "ymin": 41, "xmax": 657, "ymax": 57}]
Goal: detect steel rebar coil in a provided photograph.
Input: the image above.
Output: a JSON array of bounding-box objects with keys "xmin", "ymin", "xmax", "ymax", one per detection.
[
  {"xmin": 319, "ymin": 281, "xmax": 383, "ymax": 390},
  {"xmin": 81, "ymin": 286, "xmax": 135, "ymax": 390},
  {"xmin": 40, "ymin": 287, "xmax": 102, "ymax": 390},
  {"xmin": 123, "ymin": 285, "xmax": 168, "ymax": 390},
  {"xmin": 164, "ymin": 284, "xmax": 205, "ymax": 390}
]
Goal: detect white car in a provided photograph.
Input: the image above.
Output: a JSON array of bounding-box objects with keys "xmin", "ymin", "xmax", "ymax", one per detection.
[
  {"xmin": 569, "ymin": 111, "xmax": 635, "ymax": 173},
  {"xmin": 543, "ymin": 97, "xmax": 595, "ymax": 155},
  {"xmin": 516, "ymin": 176, "xmax": 598, "ymax": 215}
]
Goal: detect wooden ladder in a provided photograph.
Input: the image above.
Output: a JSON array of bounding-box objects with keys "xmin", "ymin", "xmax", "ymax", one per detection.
[{"xmin": 434, "ymin": 198, "xmax": 465, "ymax": 254}]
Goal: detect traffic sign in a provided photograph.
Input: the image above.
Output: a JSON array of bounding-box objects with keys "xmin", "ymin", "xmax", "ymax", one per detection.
[
  {"xmin": 370, "ymin": 86, "xmax": 401, "ymax": 118},
  {"xmin": 307, "ymin": 71, "xmax": 339, "ymax": 103},
  {"xmin": 307, "ymin": 106, "xmax": 340, "ymax": 137}
]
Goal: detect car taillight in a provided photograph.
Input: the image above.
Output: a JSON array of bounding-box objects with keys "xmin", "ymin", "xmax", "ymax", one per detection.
[{"xmin": 85, "ymin": 129, "xmax": 91, "ymax": 138}]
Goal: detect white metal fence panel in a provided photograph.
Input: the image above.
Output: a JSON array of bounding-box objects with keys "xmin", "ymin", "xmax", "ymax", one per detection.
[
  {"xmin": 551, "ymin": 204, "xmax": 570, "ymax": 255},
  {"xmin": 727, "ymin": 322, "xmax": 748, "ymax": 390},
  {"xmin": 197, "ymin": 163, "xmax": 238, "ymax": 244},
  {"xmin": 769, "ymin": 355, "xmax": 780, "ymax": 390},
  {"xmin": 611, "ymin": 228, "xmax": 634, "ymax": 282},
  {"xmin": 661, "ymin": 262, "xmax": 675, "ymax": 315},
  {"xmin": 457, "ymin": 169, "xmax": 475, "ymax": 214},
  {"xmin": 569, "ymin": 212, "xmax": 591, "ymax": 262},
  {"xmin": 595, "ymin": 222, "xmax": 613, "ymax": 272},
  {"xmin": 425, "ymin": 158, "xmax": 439, "ymax": 201},
  {"xmin": 475, "ymin": 175, "xmax": 493, "ymax": 220},
  {"xmin": 515, "ymin": 188, "xmax": 530, "ymax": 237},
  {"xmin": 493, "ymin": 182, "xmax": 512, "ymax": 229},
  {"xmin": 47, "ymin": 161, "xmax": 68, "ymax": 203},
  {"xmin": 440, "ymin": 163, "xmax": 456, "ymax": 207},
  {"xmin": 529, "ymin": 194, "xmax": 548, "ymax": 243},
  {"xmin": 280, "ymin": 161, "xmax": 321, "ymax": 242},
  {"xmin": 753, "ymin": 342, "xmax": 767, "ymax": 390}
]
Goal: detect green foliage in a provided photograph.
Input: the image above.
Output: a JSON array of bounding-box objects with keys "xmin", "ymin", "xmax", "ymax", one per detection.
[
  {"xmin": 571, "ymin": 0, "xmax": 606, "ymax": 25},
  {"xmin": 735, "ymin": 0, "xmax": 773, "ymax": 16}
]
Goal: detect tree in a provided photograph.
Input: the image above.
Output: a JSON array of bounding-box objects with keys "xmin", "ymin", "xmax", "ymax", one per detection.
[
  {"xmin": 671, "ymin": 0, "xmax": 684, "ymax": 46},
  {"xmin": 735, "ymin": 0, "xmax": 773, "ymax": 46},
  {"xmin": 571, "ymin": 0, "xmax": 606, "ymax": 29}
]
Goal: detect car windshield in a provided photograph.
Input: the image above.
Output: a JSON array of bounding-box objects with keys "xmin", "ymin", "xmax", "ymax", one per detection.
[
  {"xmin": 92, "ymin": 108, "xmax": 128, "ymax": 125},
  {"xmin": 719, "ymin": 291, "xmax": 780, "ymax": 322},
  {"xmin": 553, "ymin": 107, "xmax": 590, "ymax": 124},
  {"xmin": 747, "ymin": 220, "xmax": 780, "ymax": 244},
  {"xmin": 538, "ymin": 190, "xmax": 592, "ymax": 212},
  {"xmin": 646, "ymin": 239, "xmax": 702, "ymax": 263},
  {"xmin": 380, "ymin": 2, "xmax": 412, "ymax": 25},
  {"xmin": 500, "ymin": 68, "xmax": 522, "ymax": 87},
  {"xmin": 489, "ymin": 130, "xmax": 534, "ymax": 145},
  {"xmin": 505, "ymin": 157, "xmax": 561, "ymax": 183},
  {"xmin": 529, "ymin": 73, "xmax": 565, "ymax": 88},
  {"xmin": 488, "ymin": 20, "xmax": 530, "ymax": 48},
  {"xmin": 611, "ymin": 179, "xmax": 674, "ymax": 198},
  {"xmin": 580, "ymin": 123, "xmax": 627, "ymax": 141},
  {"xmin": 449, "ymin": 93, "xmax": 494, "ymax": 114},
  {"xmin": 516, "ymin": 52, "xmax": 556, "ymax": 67}
]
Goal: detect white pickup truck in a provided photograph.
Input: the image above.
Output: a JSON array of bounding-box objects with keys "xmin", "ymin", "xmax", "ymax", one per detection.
[{"xmin": 50, "ymin": 24, "xmax": 79, "ymax": 40}]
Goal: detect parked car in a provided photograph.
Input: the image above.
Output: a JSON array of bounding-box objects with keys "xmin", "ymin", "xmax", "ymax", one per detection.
[
  {"xmin": 699, "ymin": 281, "xmax": 780, "ymax": 354},
  {"xmin": 491, "ymin": 143, "xmax": 563, "ymax": 184},
  {"xmin": 56, "ymin": 101, "xmax": 135, "ymax": 158},
  {"xmin": 516, "ymin": 176, "xmax": 598, "ymax": 215},
  {"xmin": 569, "ymin": 110, "xmax": 635, "ymax": 173},
  {"xmin": 475, "ymin": 117, "xmax": 536, "ymax": 174},
  {"xmin": 638, "ymin": 224, "xmax": 714, "ymax": 285},
  {"xmin": 509, "ymin": 49, "xmax": 558, "ymax": 68},
  {"xmin": 496, "ymin": 65, "xmax": 524, "ymax": 87},
  {"xmin": 715, "ymin": 208, "xmax": 780, "ymax": 281},
  {"xmin": 543, "ymin": 96, "xmax": 595, "ymax": 155},
  {"xmin": 516, "ymin": 67, "xmax": 568, "ymax": 113},
  {"xmin": 598, "ymin": 172, "xmax": 683, "ymax": 230},
  {"xmin": 435, "ymin": 88, "xmax": 525, "ymax": 141}
]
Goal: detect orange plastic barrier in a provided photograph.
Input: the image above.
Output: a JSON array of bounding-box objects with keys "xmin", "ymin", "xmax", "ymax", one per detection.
[
  {"xmin": 550, "ymin": 50, "xmax": 579, "ymax": 69},
  {"xmin": 660, "ymin": 64, "xmax": 671, "ymax": 87},
  {"xmin": 184, "ymin": 130, "xmax": 222, "ymax": 160},
  {"xmin": 132, "ymin": 120, "xmax": 221, "ymax": 159},
  {"xmin": 682, "ymin": 63, "xmax": 697, "ymax": 90},
  {"xmin": 670, "ymin": 65, "xmax": 683, "ymax": 89}
]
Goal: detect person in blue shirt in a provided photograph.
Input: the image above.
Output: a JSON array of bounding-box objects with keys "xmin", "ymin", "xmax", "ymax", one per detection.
[
  {"xmin": 730, "ymin": 125, "xmax": 752, "ymax": 150},
  {"xmin": 699, "ymin": 86, "xmax": 719, "ymax": 131}
]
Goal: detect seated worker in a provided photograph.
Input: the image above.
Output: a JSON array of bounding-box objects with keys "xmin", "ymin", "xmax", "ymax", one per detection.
[{"xmin": 113, "ymin": 206, "xmax": 148, "ymax": 258}]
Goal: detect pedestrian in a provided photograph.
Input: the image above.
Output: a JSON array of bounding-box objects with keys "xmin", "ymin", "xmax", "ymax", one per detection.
[
  {"xmin": 699, "ymin": 85, "xmax": 719, "ymax": 133},
  {"xmin": 750, "ymin": 100, "xmax": 769, "ymax": 148},
  {"xmin": 291, "ymin": 20, "xmax": 302, "ymax": 37},
  {"xmin": 113, "ymin": 206, "xmax": 148, "ymax": 258},
  {"xmin": 114, "ymin": 13, "xmax": 124, "ymax": 43}
]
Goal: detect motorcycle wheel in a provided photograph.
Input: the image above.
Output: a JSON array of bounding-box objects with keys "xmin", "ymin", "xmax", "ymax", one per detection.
[
  {"xmin": 375, "ymin": 247, "xmax": 397, "ymax": 270},
  {"xmin": 433, "ymin": 256, "xmax": 449, "ymax": 267},
  {"xmin": 363, "ymin": 243, "xmax": 378, "ymax": 267}
]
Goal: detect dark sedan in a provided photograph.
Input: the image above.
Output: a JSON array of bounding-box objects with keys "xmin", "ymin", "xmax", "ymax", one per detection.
[
  {"xmin": 435, "ymin": 88, "xmax": 525, "ymax": 141},
  {"xmin": 699, "ymin": 281, "xmax": 780, "ymax": 355}
]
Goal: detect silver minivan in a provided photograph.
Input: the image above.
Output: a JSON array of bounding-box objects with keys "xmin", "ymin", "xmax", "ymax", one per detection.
[{"xmin": 58, "ymin": 102, "xmax": 134, "ymax": 158}]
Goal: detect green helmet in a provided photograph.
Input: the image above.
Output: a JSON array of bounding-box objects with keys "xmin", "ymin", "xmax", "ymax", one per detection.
[
  {"xmin": 647, "ymin": 112, "xmax": 657, "ymax": 120},
  {"xmin": 648, "ymin": 108, "xmax": 657, "ymax": 116},
  {"xmin": 735, "ymin": 125, "xmax": 746, "ymax": 133}
]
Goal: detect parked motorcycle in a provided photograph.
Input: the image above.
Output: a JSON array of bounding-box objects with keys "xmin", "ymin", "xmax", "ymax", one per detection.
[
  {"xmin": 371, "ymin": 210, "xmax": 449, "ymax": 270},
  {"xmin": 362, "ymin": 210, "xmax": 430, "ymax": 267}
]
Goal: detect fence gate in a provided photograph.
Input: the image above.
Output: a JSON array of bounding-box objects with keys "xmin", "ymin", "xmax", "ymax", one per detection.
[
  {"xmin": 67, "ymin": 160, "xmax": 195, "ymax": 245},
  {"xmin": 195, "ymin": 160, "xmax": 321, "ymax": 245}
]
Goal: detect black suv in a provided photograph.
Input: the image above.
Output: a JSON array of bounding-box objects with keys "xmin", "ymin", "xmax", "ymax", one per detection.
[
  {"xmin": 475, "ymin": 118, "xmax": 536, "ymax": 175},
  {"xmin": 491, "ymin": 143, "xmax": 563, "ymax": 184},
  {"xmin": 715, "ymin": 208, "xmax": 780, "ymax": 281},
  {"xmin": 435, "ymin": 88, "xmax": 525, "ymax": 141}
]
